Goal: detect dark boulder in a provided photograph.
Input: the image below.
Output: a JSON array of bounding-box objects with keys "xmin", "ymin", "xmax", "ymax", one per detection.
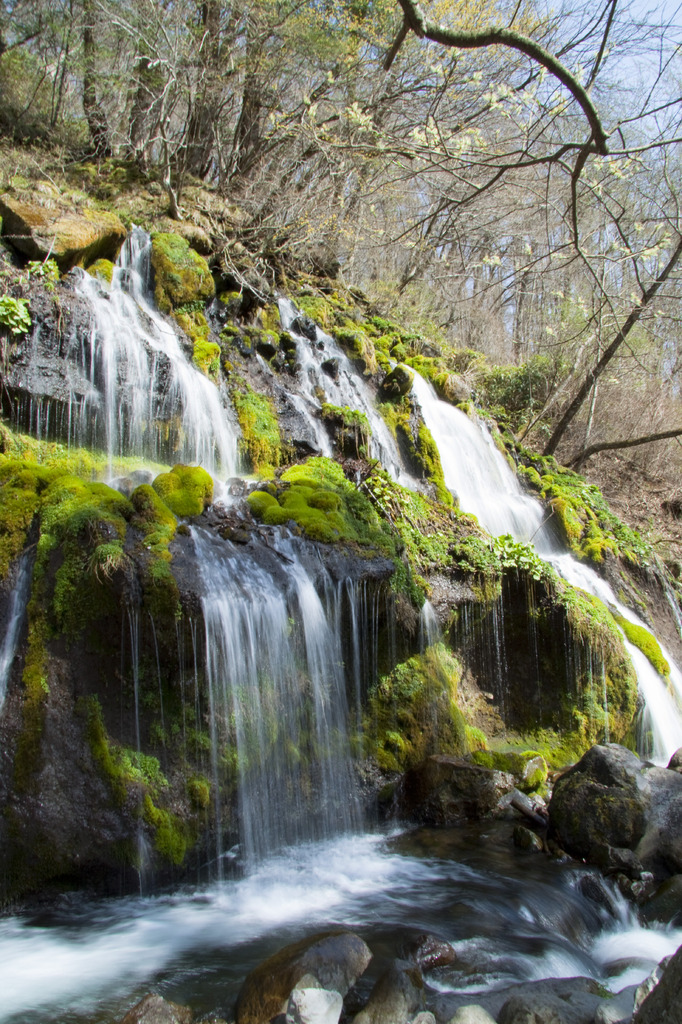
[
  {"xmin": 235, "ymin": 930, "xmax": 371, "ymax": 1024},
  {"xmin": 548, "ymin": 744, "xmax": 682, "ymax": 879},
  {"xmin": 396, "ymin": 754, "xmax": 515, "ymax": 825}
]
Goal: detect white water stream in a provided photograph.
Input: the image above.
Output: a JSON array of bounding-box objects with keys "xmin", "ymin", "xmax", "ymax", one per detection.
[
  {"xmin": 411, "ymin": 371, "xmax": 682, "ymax": 762},
  {"xmin": 72, "ymin": 228, "xmax": 238, "ymax": 475},
  {"xmin": 3, "ymin": 244, "xmax": 682, "ymax": 1022},
  {"xmin": 278, "ymin": 299, "xmax": 414, "ymax": 484},
  {"xmin": 0, "ymin": 551, "xmax": 32, "ymax": 714}
]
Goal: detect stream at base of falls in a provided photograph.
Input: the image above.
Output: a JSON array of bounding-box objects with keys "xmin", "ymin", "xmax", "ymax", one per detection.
[{"xmin": 3, "ymin": 822, "xmax": 682, "ymax": 1024}]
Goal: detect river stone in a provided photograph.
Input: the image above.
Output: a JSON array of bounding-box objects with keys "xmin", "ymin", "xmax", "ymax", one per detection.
[
  {"xmin": 632, "ymin": 944, "xmax": 682, "ymax": 1023},
  {"xmin": 352, "ymin": 959, "xmax": 424, "ymax": 1024},
  {"xmin": 445, "ymin": 1007, "xmax": 497, "ymax": 1024},
  {"xmin": 399, "ymin": 932, "xmax": 458, "ymax": 970},
  {"xmin": 0, "ymin": 191, "xmax": 126, "ymax": 270},
  {"xmin": 513, "ymin": 825, "xmax": 543, "ymax": 853},
  {"xmin": 549, "ymin": 745, "xmax": 647, "ymax": 859},
  {"xmin": 235, "ymin": 930, "xmax": 372, "ymax": 1024},
  {"xmin": 119, "ymin": 993, "xmax": 193, "ymax": 1024},
  {"xmin": 397, "ymin": 754, "xmax": 515, "ymax": 825},
  {"xmin": 286, "ymin": 984, "xmax": 343, "ymax": 1024}
]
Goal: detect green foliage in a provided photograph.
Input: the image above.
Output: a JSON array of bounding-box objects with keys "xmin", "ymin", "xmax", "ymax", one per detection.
[
  {"xmin": 27, "ymin": 258, "xmax": 60, "ymax": 291},
  {"xmin": 614, "ymin": 614, "xmax": 670, "ymax": 677},
  {"xmin": 187, "ymin": 774, "xmax": 211, "ymax": 810},
  {"xmin": 152, "ymin": 464, "xmax": 213, "ymax": 517},
  {"xmin": 143, "ymin": 794, "xmax": 189, "ymax": 866},
  {"xmin": 233, "ymin": 385, "xmax": 283, "ymax": 474},
  {"xmin": 365, "ymin": 643, "xmax": 468, "ymax": 771},
  {"xmin": 479, "ymin": 356, "xmax": 556, "ymax": 430},
  {"xmin": 0, "ymin": 295, "xmax": 31, "ymax": 335}
]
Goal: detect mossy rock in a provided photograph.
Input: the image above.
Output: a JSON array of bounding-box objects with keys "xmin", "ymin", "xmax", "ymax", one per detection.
[
  {"xmin": 0, "ymin": 192, "xmax": 126, "ymax": 270},
  {"xmin": 152, "ymin": 464, "xmax": 213, "ymax": 517},
  {"xmin": 233, "ymin": 385, "xmax": 283, "ymax": 474},
  {"xmin": 334, "ymin": 325, "xmax": 377, "ymax": 376},
  {"xmin": 86, "ymin": 258, "xmax": 115, "ymax": 283},
  {"xmin": 380, "ymin": 365, "xmax": 415, "ymax": 400},
  {"xmin": 247, "ymin": 457, "xmax": 395, "ymax": 553},
  {"xmin": 150, "ymin": 232, "xmax": 215, "ymax": 313},
  {"xmin": 471, "ymin": 749, "xmax": 548, "ymax": 794},
  {"xmin": 365, "ymin": 644, "xmax": 467, "ymax": 772}
]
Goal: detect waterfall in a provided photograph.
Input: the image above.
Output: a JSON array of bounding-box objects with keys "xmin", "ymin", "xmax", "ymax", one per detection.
[
  {"xmin": 69, "ymin": 228, "xmax": 238, "ymax": 475},
  {"xmin": 194, "ymin": 526, "xmax": 366, "ymax": 867},
  {"xmin": 0, "ymin": 550, "xmax": 32, "ymax": 714},
  {"xmin": 278, "ymin": 298, "xmax": 414, "ymax": 484},
  {"xmin": 411, "ymin": 370, "xmax": 682, "ymax": 761}
]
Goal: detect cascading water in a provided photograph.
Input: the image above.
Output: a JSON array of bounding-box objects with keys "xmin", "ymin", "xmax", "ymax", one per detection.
[
  {"xmin": 69, "ymin": 228, "xmax": 238, "ymax": 475},
  {"xmin": 278, "ymin": 299, "xmax": 413, "ymax": 484},
  {"xmin": 194, "ymin": 526, "xmax": 368, "ymax": 866},
  {"xmin": 411, "ymin": 370, "xmax": 682, "ymax": 761},
  {"xmin": 0, "ymin": 550, "xmax": 32, "ymax": 713}
]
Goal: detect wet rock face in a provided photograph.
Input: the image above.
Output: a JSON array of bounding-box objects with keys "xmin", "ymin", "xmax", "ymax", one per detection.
[
  {"xmin": 235, "ymin": 930, "xmax": 372, "ymax": 1024},
  {"xmin": 396, "ymin": 755, "xmax": 515, "ymax": 825},
  {"xmin": 633, "ymin": 943, "xmax": 682, "ymax": 1024},
  {"xmin": 548, "ymin": 743, "xmax": 682, "ymax": 880}
]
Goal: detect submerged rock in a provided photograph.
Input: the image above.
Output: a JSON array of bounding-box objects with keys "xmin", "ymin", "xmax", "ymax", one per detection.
[
  {"xmin": 398, "ymin": 932, "xmax": 458, "ymax": 971},
  {"xmin": 119, "ymin": 993, "xmax": 193, "ymax": 1024},
  {"xmin": 396, "ymin": 754, "xmax": 515, "ymax": 825},
  {"xmin": 445, "ymin": 1008, "xmax": 497, "ymax": 1024},
  {"xmin": 235, "ymin": 930, "xmax": 372, "ymax": 1024}
]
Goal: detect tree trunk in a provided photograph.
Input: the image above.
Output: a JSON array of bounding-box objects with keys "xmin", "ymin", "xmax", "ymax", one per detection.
[
  {"xmin": 544, "ymin": 235, "xmax": 682, "ymax": 456},
  {"xmin": 82, "ymin": 0, "xmax": 111, "ymax": 157}
]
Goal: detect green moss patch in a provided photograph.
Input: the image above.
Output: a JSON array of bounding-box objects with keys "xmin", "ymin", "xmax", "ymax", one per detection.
[
  {"xmin": 150, "ymin": 231, "xmax": 215, "ymax": 313},
  {"xmin": 247, "ymin": 456, "xmax": 395, "ymax": 551},
  {"xmin": 365, "ymin": 644, "xmax": 467, "ymax": 772},
  {"xmin": 470, "ymin": 749, "xmax": 548, "ymax": 794},
  {"xmin": 378, "ymin": 397, "xmax": 451, "ymax": 505},
  {"xmin": 233, "ymin": 385, "xmax": 283, "ymax": 475},
  {"xmin": 518, "ymin": 451, "xmax": 651, "ymax": 567},
  {"xmin": 614, "ymin": 615, "xmax": 670, "ymax": 677},
  {"xmin": 152, "ymin": 464, "xmax": 213, "ymax": 517}
]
